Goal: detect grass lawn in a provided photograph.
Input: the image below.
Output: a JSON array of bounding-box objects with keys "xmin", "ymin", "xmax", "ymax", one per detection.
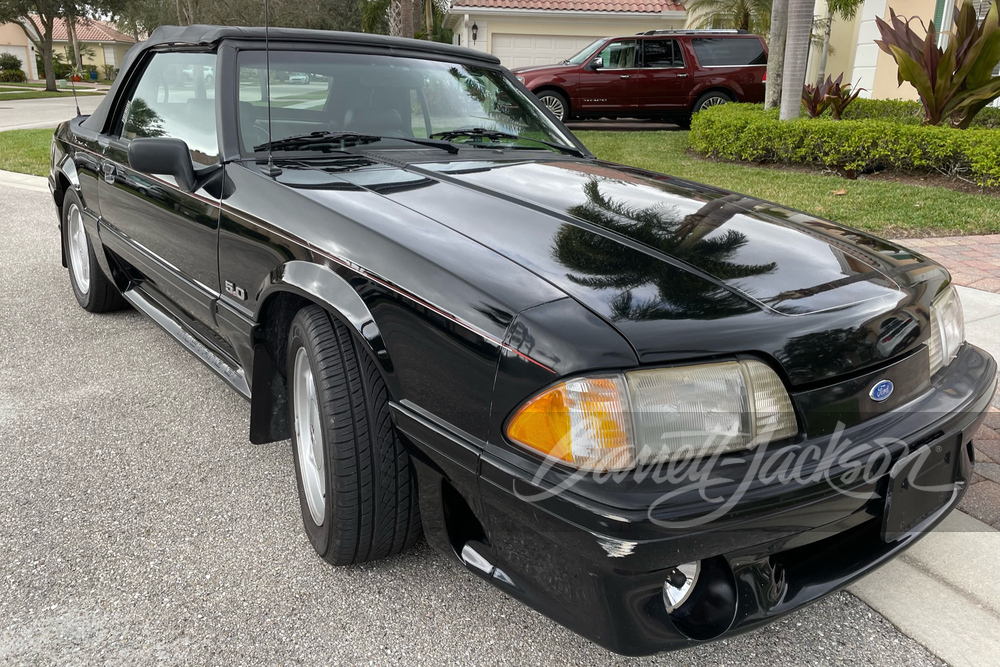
[
  {"xmin": 0, "ymin": 129, "xmax": 53, "ymax": 177},
  {"xmin": 576, "ymin": 131, "xmax": 1000, "ymax": 237},
  {"xmin": 0, "ymin": 89, "xmax": 104, "ymax": 101}
]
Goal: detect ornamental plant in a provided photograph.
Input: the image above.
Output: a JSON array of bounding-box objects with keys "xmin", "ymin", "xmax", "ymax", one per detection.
[
  {"xmin": 875, "ymin": 1, "xmax": 1000, "ymax": 128},
  {"xmin": 802, "ymin": 77, "xmax": 833, "ymax": 117},
  {"xmin": 825, "ymin": 75, "xmax": 864, "ymax": 120}
]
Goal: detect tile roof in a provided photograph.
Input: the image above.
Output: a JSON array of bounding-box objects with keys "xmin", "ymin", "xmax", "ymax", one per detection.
[
  {"xmin": 450, "ymin": 0, "xmax": 683, "ymax": 12},
  {"xmin": 48, "ymin": 17, "xmax": 136, "ymax": 44}
]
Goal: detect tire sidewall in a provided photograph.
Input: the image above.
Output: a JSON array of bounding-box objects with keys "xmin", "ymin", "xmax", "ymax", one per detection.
[
  {"xmin": 62, "ymin": 190, "xmax": 94, "ymax": 310},
  {"xmin": 287, "ymin": 318, "xmax": 333, "ymax": 557},
  {"xmin": 538, "ymin": 90, "xmax": 569, "ymax": 122},
  {"xmin": 695, "ymin": 92, "xmax": 731, "ymax": 113}
]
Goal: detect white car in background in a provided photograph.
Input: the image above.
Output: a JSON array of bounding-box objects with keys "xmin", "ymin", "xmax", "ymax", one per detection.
[{"xmin": 288, "ymin": 73, "xmax": 309, "ymax": 84}]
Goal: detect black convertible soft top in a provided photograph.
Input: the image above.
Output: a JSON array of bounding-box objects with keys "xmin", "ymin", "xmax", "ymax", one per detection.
[{"xmin": 81, "ymin": 24, "xmax": 501, "ymax": 132}]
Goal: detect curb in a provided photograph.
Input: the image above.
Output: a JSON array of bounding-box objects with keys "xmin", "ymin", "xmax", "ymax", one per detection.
[{"xmin": 0, "ymin": 169, "xmax": 48, "ymax": 193}]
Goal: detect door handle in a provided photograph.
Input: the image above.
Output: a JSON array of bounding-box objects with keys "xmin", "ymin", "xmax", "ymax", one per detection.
[
  {"xmin": 677, "ymin": 73, "xmax": 689, "ymax": 78},
  {"xmin": 102, "ymin": 162, "xmax": 116, "ymax": 184},
  {"xmin": 620, "ymin": 74, "xmax": 630, "ymax": 79}
]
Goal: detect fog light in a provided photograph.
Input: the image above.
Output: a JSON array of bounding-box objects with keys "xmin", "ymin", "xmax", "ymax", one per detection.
[{"xmin": 663, "ymin": 561, "xmax": 700, "ymax": 612}]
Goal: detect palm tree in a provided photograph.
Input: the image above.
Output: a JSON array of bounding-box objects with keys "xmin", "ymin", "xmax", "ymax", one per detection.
[
  {"xmin": 685, "ymin": 0, "xmax": 773, "ymax": 35},
  {"xmin": 765, "ymin": 0, "xmax": 788, "ymax": 109},
  {"xmin": 779, "ymin": 0, "xmax": 815, "ymax": 120},
  {"xmin": 553, "ymin": 179, "xmax": 776, "ymax": 322}
]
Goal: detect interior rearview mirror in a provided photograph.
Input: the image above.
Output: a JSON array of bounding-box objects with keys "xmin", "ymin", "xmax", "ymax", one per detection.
[
  {"xmin": 588, "ymin": 57, "xmax": 604, "ymax": 71},
  {"xmin": 128, "ymin": 137, "xmax": 196, "ymax": 192}
]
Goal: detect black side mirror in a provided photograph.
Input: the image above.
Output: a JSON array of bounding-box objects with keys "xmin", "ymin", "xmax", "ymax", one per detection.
[
  {"xmin": 128, "ymin": 137, "xmax": 196, "ymax": 192},
  {"xmin": 587, "ymin": 57, "xmax": 604, "ymax": 71}
]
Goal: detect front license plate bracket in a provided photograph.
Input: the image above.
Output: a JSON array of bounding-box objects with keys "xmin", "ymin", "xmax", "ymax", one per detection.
[{"xmin": 882, "ymin": 437, "xmax": 962, "ymax": 542}]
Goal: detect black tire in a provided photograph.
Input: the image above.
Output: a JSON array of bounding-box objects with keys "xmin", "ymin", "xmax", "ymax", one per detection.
[
  {"xmin": 536, "ymin": 89, "xmax": 570, "ymax": 122},
  {"xmin": 62, "ymin": 189, "xmax": 125, "ymax": 313},
  {"xmin": 692, "ymin": 91, "xmax": 733, "ymax": 114},
  {"xmin": 287, "ymin": 305, "xmax": 421, "ymax": 566}
]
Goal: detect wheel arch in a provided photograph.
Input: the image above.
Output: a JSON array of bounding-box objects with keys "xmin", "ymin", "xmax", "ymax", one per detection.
[
  {"xmin": 248, "ymin": 261, "xmax": 392, "ymax": 444},
  {"xmin": 691, "ymin": 86, "xmax": 739, "ymax": 111}
]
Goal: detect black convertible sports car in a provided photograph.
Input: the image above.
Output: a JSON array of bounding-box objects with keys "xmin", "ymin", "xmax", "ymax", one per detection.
[{"xmin": 49, "ymin": 25, "xmax": 996, "ymax": 656}]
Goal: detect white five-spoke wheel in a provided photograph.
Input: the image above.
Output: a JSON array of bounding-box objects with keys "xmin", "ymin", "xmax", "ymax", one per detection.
[
  {"xmin": 537, "ymin": 90, "xmax": 569, "ymax": 122},
  {"xmin": 293, "ymin": 346, "xmax": 326, "ymax": 526},
  {"xmin": 61, "ymin": 189, "xmax": 125, "ymax": 313},
  {"xmin": 66, "ymin": 202, "xmax": 91, "ymax": 296}
]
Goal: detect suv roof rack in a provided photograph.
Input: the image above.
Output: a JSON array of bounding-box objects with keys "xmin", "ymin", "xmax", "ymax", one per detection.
[{"xmin": 636, "ymin": 29, "xmax": 749, "ymax": 35}]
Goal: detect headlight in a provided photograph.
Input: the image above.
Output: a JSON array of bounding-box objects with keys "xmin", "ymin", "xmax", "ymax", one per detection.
[
  {"xmin": 516, "ymin": 75, "xmax": 526, "ymax": 84},
  {"xmin": 928, "ymin": 286, "xmax": 965, "ymax": 375},
  {"xmin": 506, "ymin": 360, "xmax": 798, "ymax": 471}
]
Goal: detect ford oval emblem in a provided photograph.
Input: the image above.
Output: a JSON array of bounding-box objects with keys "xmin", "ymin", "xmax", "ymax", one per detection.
[{"xmin": 870, "ymin": 379, "xmax": 894, "ymax": 402}]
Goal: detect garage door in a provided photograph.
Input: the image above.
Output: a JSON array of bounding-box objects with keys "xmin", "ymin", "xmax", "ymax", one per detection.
[{"xmin": 492, "ymin": 34, "xmax": 602, "ymax": 69}]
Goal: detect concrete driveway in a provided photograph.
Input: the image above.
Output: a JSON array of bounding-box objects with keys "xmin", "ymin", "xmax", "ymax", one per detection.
[
  {"xmin": 0, "ymin": 178, "xmax": 953, "ymax": 666},
  {"xmin": 0, "ymin": 95, "xmax": 105, "ymax": 131}
]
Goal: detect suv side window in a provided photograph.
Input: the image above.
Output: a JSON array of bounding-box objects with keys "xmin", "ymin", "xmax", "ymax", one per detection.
[
  {"xmin": 595, "ymin": 40, "xmax": 636, "ymax": 69},
  {"xmin": 641, "ymin": 39, "xmax": 684, "ymax": 68},
  {"xmin": 119, "ymin": 52, "xmax": 219, "ymax": 166},
  {"xmin": 690, "ymin": 37, "xmax": 767, "ymax": 66}
]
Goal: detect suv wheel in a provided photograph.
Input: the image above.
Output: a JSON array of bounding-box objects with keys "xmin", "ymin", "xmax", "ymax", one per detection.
[
  {"xmin": 694, "ymin": 91, "xmax": 732, "ymax": 113},
  {"xmin": 537, "ymin": 90, "xmax": 569, "ymax": 122},
  {"xmin": 287, "ymin": 305, "xmax": 422, "ymax": 566}
]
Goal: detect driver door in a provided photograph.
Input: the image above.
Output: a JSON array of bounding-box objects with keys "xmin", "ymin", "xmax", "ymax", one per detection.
[
  {"xmin": 97, "ymin": 51, "xmax": 227, "ymax": 346},
  {"xmin": 578, "ymin": 39, "xmax": 639, "ymax": 114}
]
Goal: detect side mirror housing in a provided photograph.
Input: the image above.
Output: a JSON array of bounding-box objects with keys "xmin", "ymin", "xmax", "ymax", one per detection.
[
  {"xmin": 128, "ymin": 137, "xmax": 196, "ymax": 192},
  {"xmin": 587, "ymin": 57, "xmax": 604, "ymax": 71}
]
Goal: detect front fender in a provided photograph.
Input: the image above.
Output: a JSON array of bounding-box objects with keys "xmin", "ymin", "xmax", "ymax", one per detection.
[{"xmin": 259, "ymin": 260, "xmax": 390, "ymax": 369}]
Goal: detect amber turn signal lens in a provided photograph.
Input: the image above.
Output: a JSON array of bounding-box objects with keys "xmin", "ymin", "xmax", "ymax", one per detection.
[{"xmin": 506, "ymin": 376, "xmax": 634, "ymax": 471}]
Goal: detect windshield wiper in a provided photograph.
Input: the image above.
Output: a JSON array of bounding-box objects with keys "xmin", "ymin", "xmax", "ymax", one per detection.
[
  {"xmin": 254, "ymin": 130, "xmax": 458, "ymax": 154},
  {"xmin": 429, "ymin": 128, "xmax": 584, "ymax": 157}
]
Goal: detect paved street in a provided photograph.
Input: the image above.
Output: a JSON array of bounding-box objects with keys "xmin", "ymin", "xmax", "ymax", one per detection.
[
  {"xmin": 0, "ymin": 95, "xmax": 105, "ymax": 131},
  {"xmin": 0, "ymin": 182, "xmax": 953, "ymax": 665}
]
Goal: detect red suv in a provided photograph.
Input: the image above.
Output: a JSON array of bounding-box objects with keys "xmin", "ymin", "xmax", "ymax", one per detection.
[{"xmin": 513, "ymin": 30, "xmax": 768, "ymax": 126}]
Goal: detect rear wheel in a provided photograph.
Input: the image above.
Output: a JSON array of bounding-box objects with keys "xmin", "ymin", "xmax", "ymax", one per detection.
[
  {"xmin": 536, "ymin": 90, "xmax": 569, "ymax": 122},
  {"xmin": 287, "ymin": 305, "xmax": 421, "ymax": 566},
  {"xmin": 693, "ymin": 91, "xmax": 732, "ymax": 113},
  {"xmin": 62, "ymin": 190, "xmax": 125, "ymax": 313}
]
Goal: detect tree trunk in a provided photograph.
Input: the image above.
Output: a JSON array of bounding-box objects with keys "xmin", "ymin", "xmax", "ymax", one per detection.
[
  {"xmin": 424, "ymin": 0, "xmax": 433, "ymax": 40},
  {"xmin": 766, "ymin": 0, "xmax": 789, "ymax": 110},
  {"xmin": 389, "ymin": 0, "xmax": 402, "ymax": 36},
  {"xmin": 42, "ymin": 36, "xmax": 55, "ymax": 91},
  {"xmin": 400, "ymin": 0, "xmax": 414, "ymax": 38},
  {"xmin": 816, "ymin": 10, "xmax": 832, "ymax": 87},
  {"xmin": 67, "ymin": 13, "xmax": 82, "ymax": 70},
  {"xmin": 779, "ymin": 0, "xmax": 816, "ymax": 120}
]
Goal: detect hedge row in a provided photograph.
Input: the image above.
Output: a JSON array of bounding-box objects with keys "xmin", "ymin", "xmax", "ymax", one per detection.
[
  {"xmin": 839, "ymin": 98, "xmax": 1000, "ymax": 129},
  {"xmin": 689, "ymin": 103, "xmax": 1000, "ymax": 187}
]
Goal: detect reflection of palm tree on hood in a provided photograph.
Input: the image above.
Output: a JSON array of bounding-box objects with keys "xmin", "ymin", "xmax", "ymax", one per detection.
[{"xmin": 554, "ymin": 179, "xmax": 777, "ymax": 321}]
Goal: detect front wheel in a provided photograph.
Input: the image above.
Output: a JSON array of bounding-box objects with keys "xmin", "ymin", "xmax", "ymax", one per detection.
[
  {"xmin": 536, "ymin": 90, "xmax": 569, "ymax": 122},
  {"xmin": 287, "ymin": 305, "xmax": 421, "ymax": 566},
  {"xmin": 693, "ymin": 91, "xmax": 732, "ymax": 113}
]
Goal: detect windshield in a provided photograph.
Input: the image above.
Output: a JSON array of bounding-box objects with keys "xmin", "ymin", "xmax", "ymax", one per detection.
[
  {"xmin": 238, "ymin": 50, "xmax": 576, "ymax": 155},
  {"xmin": 565, "ymin": 39, "xmax": 608, "ymax": 65}
]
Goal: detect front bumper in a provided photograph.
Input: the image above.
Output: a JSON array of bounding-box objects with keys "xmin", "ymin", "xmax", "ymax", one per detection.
[{"xmin": 448, "ymin": 344, "xmax": 996, "ymax": 655}]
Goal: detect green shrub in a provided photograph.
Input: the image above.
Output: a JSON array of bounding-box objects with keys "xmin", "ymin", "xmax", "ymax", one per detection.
[
  {"xmin": 0, "ymin": 52, "xmax": 22, "ymax": 71},
  {"xmin": 690, "ymin": 102, "xmax": 1000, "ymax": 187},
  {"xmin": 0, "ymin": 69, "xmax": 27, "ymax": 83},
  {"xmin": 840, "ymin": 98, "xmax": 1000, "ymax": 128}
]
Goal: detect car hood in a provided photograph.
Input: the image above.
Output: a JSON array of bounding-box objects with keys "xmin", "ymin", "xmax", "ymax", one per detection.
[{"xmin": 285, "ymin": 155, "xmax": 940, "ymax": 383}]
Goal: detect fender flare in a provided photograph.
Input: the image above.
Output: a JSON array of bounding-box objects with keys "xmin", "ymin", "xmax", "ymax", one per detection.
[{"xmin": 248, "ymin": 261, "xmax": 392, "ymax": 444}]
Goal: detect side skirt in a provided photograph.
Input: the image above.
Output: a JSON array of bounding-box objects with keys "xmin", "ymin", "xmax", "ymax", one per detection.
[{"xmin": 122, "ymin": 286, "xmax": 251, "ymax": 400}]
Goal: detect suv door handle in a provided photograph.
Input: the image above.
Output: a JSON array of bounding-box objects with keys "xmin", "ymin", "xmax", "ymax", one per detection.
[
  {"xmin": 677, "ymin": 73, "xmax": 689, "ymax": 78},
  {"xmin": 620, "ymin": 74, "xmax": 630, "ymax": 79}
]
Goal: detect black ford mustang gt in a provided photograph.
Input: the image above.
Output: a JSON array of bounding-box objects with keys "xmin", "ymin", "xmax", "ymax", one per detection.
[{"xmin": 49, "ymin": 25, "xmax": 996, "ymax": 656}]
